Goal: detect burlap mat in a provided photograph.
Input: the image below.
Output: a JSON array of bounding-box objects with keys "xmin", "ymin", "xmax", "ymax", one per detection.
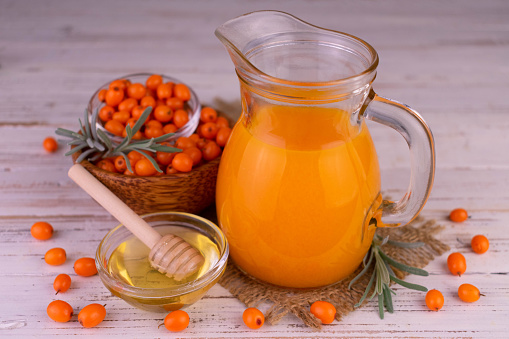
[{"xmin": 218, "ymin": 216, "xmax": 450, "ymax": 329}]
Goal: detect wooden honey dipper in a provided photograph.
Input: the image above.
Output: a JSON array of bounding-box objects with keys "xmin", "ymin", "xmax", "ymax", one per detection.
[{"xmin": 68, "ymin": 164, "xmax": 204, "ymax": 281}]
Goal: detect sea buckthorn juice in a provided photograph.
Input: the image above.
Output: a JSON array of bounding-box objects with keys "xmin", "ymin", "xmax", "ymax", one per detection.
[
  {"xmin": 216, "ymin": 105, "xmax": 381, "ymax": 288},
  {"xmin": 215, "ymin": 11, "xmax": 435, "ymax": 288}
]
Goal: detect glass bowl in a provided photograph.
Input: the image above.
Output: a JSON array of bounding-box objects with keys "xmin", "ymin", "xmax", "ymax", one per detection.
[
  {"xmin": 96, "ymin": 212, "xmax": 229, "ymax": 312},
  {"xmin": 87, "ymin": 73, "xmax": 201, "ymax": 143}
]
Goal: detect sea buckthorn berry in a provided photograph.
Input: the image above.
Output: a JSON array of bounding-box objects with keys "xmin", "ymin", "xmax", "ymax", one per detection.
[
  {"xmin": 163, "ymin": 124, "xmax": 178, "ymax": 134},
  {"xmin": 216, "ymin": 127, "xmax": 232, "ymax": 147},
  {"xmin": 114, "ymin": 156, "xmax": 127, "ymax": 172},
  {"xmin": 112, "ymin": 110, "xmax": 130, "ymax": 124},
  {"xmin": 74, "ymin": 257, "xmax": 97, "ymax": 277},
  {"xmin": 166, "ymin": 165, "xmax": 178, "ymax": 175},
  {"xmin": 31, "ymin": 221, "xmax": 54, "ymax": 240},
  {"xmin": 109, "ymin": 79, "xmax": 128, "ymax": 91},
  {"xmin": 310, "ymin": 301, "xmax": 336, "ymax": 324},
  {"xmin": 156, "ymin": 151, "xmax": 176, "ymax": 166},
  {"xmin": 425, "ymin": 289, "xmax": 444, "ymax": 311},
  {"xmin": 42, "ymin": 137, "xmax": 58, "ymax": 153},
  {"xmin": 200, "ymin": 107, "xmax": 217, "ymax": 123},
  {"xmin": 146, "ymin": 74, "xmax": 163, "ymax": 91},
  {"xmin": 127, "ymin": 83, "xmax": 147, "ymax": 100},
  {"xmin": 201, "ymin": 122, "xmax": 219, "ymax": 140},
  {"xmin": 135, "ymin": 158, "xmax": 158, "ymax": 176},
  {"xmin": 145, "ymin": 127, "xmax": 164, "ymax": 139},
  {"xmin": 105, "ymin": 87, "xmax": 124, "ymax": 107},
  {"xmin": 127, "ymin": 151, "xmax": 144, "ymax": 166},
  {"xmin": 53, "ymin": 274, "xmax": 72, "ymax": 294},
  {"xmin": 47, "ymin": 300, "xmax": 73, "ymax": 323},
  {"xmin": 96, "ymin": 159, "xmax": 117, "ymax": 173},
  {"xmin": 146, "ymin": 120, "xmax": 163, "ymax": 130},
  {"xmin": 132, "ymin": 105, "xmax": 147, "ymax": 120},
  {"xmin": 449, "ymin": 208, "xmax": 468, "ymax": 222},
  {"xmin": 202, "ymin": 141, "xmax": 221, "ymax": 161},
  {"xmin": 118, "ymin": 98, "xmax": 138, "ymax": 113},
  {"xmin": 215, "ymin": 116, "xmax": 229, "ymax": 129},
  {"xmin": 189, "ymin": 134, "xmax": 201, "ymax": 143},
  {"xmin": 98, "ymin": 89, "xmax": 107, "ymax": 102},
  {"xmin": 154, "ymin": 105, "xmax": 174, "ymax": 123},
  {"xmin": 183, "ymin": 147, "xmax": 202, "ymax": 166},
  {"xmin": 172, "ymin": 153, "xmax": 193, "ymax": 172},
  {"xmin": 447, "ymin": 252, "xmax": 467, "ymax": 276},
  {"xmin": 173, "ymin": 109, "xmax": 189, "ymax": 128},
  {"xmin": 124, "ymin": 168, "xmax": 135, "ymax": 176},
  {"xmin": 458, "ymin": 283, "xmax": 482, "ymax": 302},
  {"xmin": 242, "ymin": 307, "xmax": 264, "ymax": 329},
  {"xmin": 126, "ymin": 118, "xmax": 137, "ymax": 129},
  {"xmin": 157, "ymin": 83, "xmax": 173, "ymax": 99},
  {"xmin": 122, "ymin": 128, "xmax": 143, "ymax": 140},
  {"xmin": 45, "ymin": 248, "xmax": 67, "ymax": 266},
  {"xmin": 166, "ymin": 97, "xmax": 184, "ymax": 110},
  {"xmin": 173, "ymin": 83, "xmax": 191, "ymax": 101},
  {"xmin": 175, "ymin": 137, "xmax": 196, "ymax": 150},
  {"xmin": 471, "ymin": 235, "xmax": 489, "ymax": 254},
  {"xmin": 104, "ymin": 120, "xmax": 125, "ymax": 136},
  {"xmin": 78, "ymin": 303, "xmax": 106, "ymax": 328},
  {"xmin": 140, "ymin": 96, "xmax": 156, "ymax": 108},
  {"xmin": 164, "ymin": 310, "xmax": 189, "ymax": 332},
  {"xmin": 99, "ymin": 105, "xmax": 115, "ymax": 122}
]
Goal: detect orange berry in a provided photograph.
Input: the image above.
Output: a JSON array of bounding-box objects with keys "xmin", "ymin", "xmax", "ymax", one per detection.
[
  {"xmin": 42, "ymin": 137, "xmax": 58, "ymax": 152},
  {"xmin": 109, "ymin": 79, "xmax": 128, "ymax": 91},
  {"xmin": 215, "ymin": 116, "xmax": 229, "ymax": 129},
  {"xmin": 216, "ymin": 127, "xmax": 232, "ymax": 147},
  {"xmin": 140, "ymin": 96, "xmax": 156, "ymax": 108},
  {"xmin": 449, "ymin": 208, "xmax": 468, "ymax": 222},
  {"xmin": 173, "ymin": 109, "xmax": 189, "ymax": 128},
  {"xmin": 127, "ymin": 150, "xmax": 144, "ymax": 166},
  {"xmin": 163, "ymin": 124, "xmax": 178, "ymax": 134},
  {"xmin": 172, "ymin": 153, "xmax": 193, "ymax": 172},
  {"xmin": 164, "ymin": 310, "xmax": 189, "ymax": 332},
  {"xmin": 127, "ymin": 83, "xmax": 147, "ymax": 100},
  {"xmin": 157, "ymin": 83, "xmax": 173, "ymax": 99},
  {"xmin": 105, "ymin": 87, "xmax": 125, "ymax": 107},
  {"xmin": 183, "ymin": 147, "xmax": 202, "ymax": 166},
  {"xmin": 31, "ymin": 221, "xmax": 54, "ymax": 240},
  {"xmin": 124, "ymin": 168, "xmax": 135, "ymax": 176},
  {"xmin": 118, "ymin": 97, "xmax": 138, "ymax": 113},
  {"xmin": 45, "ymin": 248, "xmax": 66, "ymax": 266},
  {"xmin": 135, "ymin": 158, "xmax": 157, "ymax": 176},
  {"xmin": 425, "ymin": 289, "xmax": 444, "ymax": 311},
  {"xmin": 122, "ymin": 128, "xmax": 143, "ymax": 140},
  {"xmin": 173, "ymin": 83, "xmax": 191, "ymax": 101},
  {"xmin": 201, "ymin": 122, "xmax": 219, "ymax": 140},
  {"xmin": 132, "ymin": 105, "xmax": 147, "ymax": 120},
  {"xmin": 97, "ymin": 89, "xmax": 107, "ymax": 102},
  {"xmin": 242, "ymin": 307, "xmax": 264, "ymax": 329},
  {"xmin": 175, "ymin": 136, "xmax": 196, "ymax": 150},
  {"xmin": 104, "ymin": 120, "xmax": 125, "ymax": 137},
  {"xmin": 166, "ymin": 165, "xmax": 178, "ymax": 175},
  {"xmin": 112, "ymin": 110, "xmax": 131, "ymax": 124},
  {"xmin": 99, "ymin": 105, "xmax": 115, "ymax": 122},
  {"xmin": 146, "ymin": 120, "xmax": 163, "ymax": 130},
  {"xmin": 166, "ymin": 97, "xmax": 184, "ymax": 110},
  {"xmin": 202, "ymin": 141, "xmax": 222, "ymax": 161},
  {"xmin": 154, "ymin": 105, "xmax": 174, "ymax": 123},
  {"xmin": 200, "ymin": 107, "xmax": 217, "ymax": 123},
  {"xmin": 47, "ymin": 300, "xmax": 73, "ymax": 323},
  {"xmin": 78, "ymin": 304, "xmax": 106, "ymax": 328},
  {"xmin": 96, "ymin": 159, "xmax": 117, "ymax": 173},
  {"xmin": 471, "ymin": 235, "xmax": 489, "ymax": 254},
  {"xmin": 156, "ymin": 151, "xmax": 176, "ymax": 166},
  {"xmin": 114, "ymin": 156, "xmax": 127, "ymax": 172},
  {"xmin": 447, "ymin": 252, "xmax": 467, "ymax": 276},
  {"xmin": 53, "ymin": 274, "xmax": 72, "ymax": 294},
  {"xmin": 458, "ymin": 283, "xmax": 482, "ymax": 302},
  {"xmin": 189, "ymin": 134, "xmax": 201, "ymax": 143},
  {"xmin": 145, "ymin": 127, "xmax": 164, "ymax": 139},
  {"xmin": 310, "ymin": 301, "xmax": 336, "ymax": 324},
  {"xmin": 74, "ymin": 257, "xmax": 97, "ymax": 277},
  {"xmin": 146, "ymin": 74, "xmax": 163, "ymax": 91}
]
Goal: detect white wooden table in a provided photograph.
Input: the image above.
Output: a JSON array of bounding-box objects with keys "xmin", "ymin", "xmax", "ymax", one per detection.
[{"xmin": 1, "ymin": 0, "xmax": 508, "ymax": 337}]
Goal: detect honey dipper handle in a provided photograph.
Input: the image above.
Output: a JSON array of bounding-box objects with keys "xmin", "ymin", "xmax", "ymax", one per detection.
[{"xmin": 68, "ymin": 164, "xmax": 162, "ymax": 249}]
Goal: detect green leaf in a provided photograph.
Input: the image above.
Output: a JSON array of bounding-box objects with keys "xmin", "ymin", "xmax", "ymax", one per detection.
[
  {"xmin": 150, "ymin": 144, "xmax": 182, "ymax": 153},
  {"xmin": 131, "ymin": 107, "xmax": 152, "ymax": 135},
  {"xmin": 378, "ymin": 293, "xmax": 384, "ymax": 319},
  {"xmin": 125, "ymin": 124, "xmax": 133, "ymax": 139},
  {"xmin": 55, "ymin": 128, "xmax": 85, "ymax": 140},
  {"xmin": 83, "ymin": 109, "xmax": 91, "ymax": 138},
  {"xmin": 97, "ymin": 129, "xmax": 113, "ymax": 150},
  {"xmin": 68, "ymin": 139, "xmax": 84, "ymax": 146},
  {"xmin": 389, "ymin": 275, "xmax": 428, "ymax": 292},
  {"xmin": 76, "ymin": 148, "xmax": 96, "ymax": 163},
  {"xmin": 78, "ymin": 118, "xmax": 86, "ymax": 136},
  {"xmin": 93, "ymin": 140, "xmax": 106, "ymax": 152},
  {"xmin": 86, "ymin": 138, "xmax": 95, "ymax": 149},
  {"xmin": 64, "ymin": 143, "xmax": 88, "ymax": 156},
  {"xmin": 349, "ymin": 248, "xmax": 374, "ymax": 289},
  {"xmin": 383, "ymin": 284, "xmax": 394, "ymax": 313},
  {"xmin": 379, "ymin": 250, "xmax": 429, "ymax": 276},
  {"xmin": 138, "ymin": 151, "xmax": 163, "ymax": 173},
  {"xmin": 375, "ymin": 250, "xmax": 390, "ymax": 284},
  {"xmin": 121, "ymin": 153, "xmax": 133, "ymax": 173},
  {"xmin": 151, "ymin": 132, "xmax": 175, "ymax": 143},
  {"xmin": 354, "ymin": 269, "xmax": 376, "ymax": 308},
  {"xmin": 90, "ymin": 108, "xmax": 99, "ymax": 141}
]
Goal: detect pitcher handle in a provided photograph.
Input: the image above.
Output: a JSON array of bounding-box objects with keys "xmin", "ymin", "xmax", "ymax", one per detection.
[{"xmin": 363, "ymin": 89, "xmax": 435, "ymax": 227}]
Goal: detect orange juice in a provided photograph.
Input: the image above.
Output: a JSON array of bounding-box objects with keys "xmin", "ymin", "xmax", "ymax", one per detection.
[{"xmin": 216, "ymin": 105, "xmax": 382, "ymax": 288}]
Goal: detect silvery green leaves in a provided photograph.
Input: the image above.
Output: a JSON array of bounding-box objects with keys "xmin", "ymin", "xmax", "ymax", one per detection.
[
  {"xmin": 55, "ymin": 107, "xmax": 181, "ymax": 173},
  {"xmin": 348, "ymin": 233, "xmax": 429, "ymax": 319}
]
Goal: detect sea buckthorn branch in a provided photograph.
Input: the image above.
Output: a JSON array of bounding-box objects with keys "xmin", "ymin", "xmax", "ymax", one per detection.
[
  {"xmin": 348, "ymin": 233, "xmax": 429, "ymax": 319},
  {"xmin": 56, "ymin": 107, "xmax": 180, "ymax": 173}
]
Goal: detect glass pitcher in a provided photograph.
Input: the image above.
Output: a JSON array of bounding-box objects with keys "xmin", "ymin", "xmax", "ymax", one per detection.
[{"xmin": 215, "ymin": 11, "xmax": 435, "ymax": 289}]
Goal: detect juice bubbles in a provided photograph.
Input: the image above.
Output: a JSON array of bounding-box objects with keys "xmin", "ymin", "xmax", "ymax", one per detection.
[{"xmin": 216, "ymin": 105, "xmax": 381, "ymax": 288}]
